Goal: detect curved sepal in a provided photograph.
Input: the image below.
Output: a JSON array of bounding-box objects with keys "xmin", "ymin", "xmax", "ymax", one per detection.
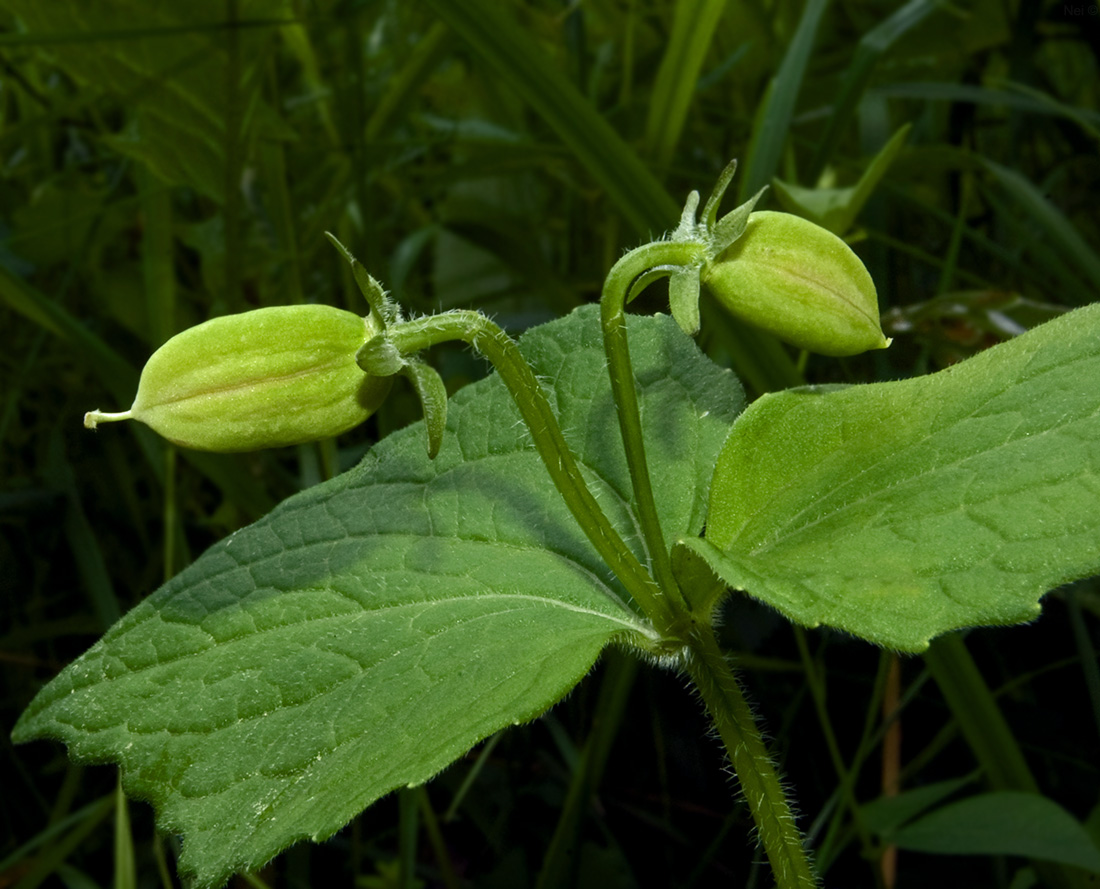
[
  {"xmin": 701, "ymin": 158, "xmax": 738, "ymax": 231},
  {"xmin": 401, "ymin": 359, "xmax": 449, "ymax": 459},
  {"xmin": 325, "ymin": 232, "xmax": 401, "ymax": 327},
  {"xmin": 357, "ymin": 334, "xmax": 406, "ymax": 377},
  {"xmin": 626, "ymin": 266, "xmax": 677, "ymax": 305},
  {"xmin": 710, "ymin": 186, "xmax": 769, "ymax": 256},
  {"xmin": 669, "ymin": 268, "xmax": 702, "ymax": 336}
]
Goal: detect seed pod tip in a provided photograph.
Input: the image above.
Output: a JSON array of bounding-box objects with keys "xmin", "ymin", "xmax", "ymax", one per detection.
[{"xmin": 84, "ymin": 409, "xmax": 132, "ymax": 430}]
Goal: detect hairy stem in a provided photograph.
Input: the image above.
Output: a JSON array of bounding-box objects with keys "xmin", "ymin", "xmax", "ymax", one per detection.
[
  {"xmin": 600, "ymin": 240, "xmax": 708, "ymax": 609},
  {"xmin": 685, "ymin": 623, "xmax": 819, "ymax": 889},
  {"xmin": 385, "ymin": 311, "xmax": 672, "ymax": 633}
]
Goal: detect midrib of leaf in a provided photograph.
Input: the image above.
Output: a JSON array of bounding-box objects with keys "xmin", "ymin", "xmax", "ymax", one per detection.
[
  {"xmin": 63, "ymin": 590, "xmax": 651, "ymax": 699},
  {"xmin": 58, "ymin": 599, "xmax": 647, "ymax": 739},
  {"xmin": 242, "ymin": 447, "xmax": 649, "ymax": 617}
]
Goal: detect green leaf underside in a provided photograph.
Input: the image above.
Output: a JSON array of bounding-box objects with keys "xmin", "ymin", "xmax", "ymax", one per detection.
[
  {"xmin": 13, "ymin": 306, "xmax": 744, "ymax": 888},
  {"xmin": 892, "ymin": 792, "xmax": 1100, "ymax": 873},
  {"xmin": 687, "ymin": 304, "xmax": 1100, "ymax": 651}
]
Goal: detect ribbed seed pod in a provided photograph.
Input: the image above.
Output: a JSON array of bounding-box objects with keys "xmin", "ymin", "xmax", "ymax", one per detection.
[
  {"xmin": 702, "ymin": 211, "xmax": 891, "ymax": 357},
  {"xmin": 86, "ymin": 305, "xmax": 392, "ymax": 451}
]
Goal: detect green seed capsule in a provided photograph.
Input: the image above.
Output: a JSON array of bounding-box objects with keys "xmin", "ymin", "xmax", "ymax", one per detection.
[
  {"xmin": 85, "ymin": 305, "xmax": 392, "ymax": 451},
  {"xmin": 702, "ymin": 211, "xmax": 891, "ymax": 357}
]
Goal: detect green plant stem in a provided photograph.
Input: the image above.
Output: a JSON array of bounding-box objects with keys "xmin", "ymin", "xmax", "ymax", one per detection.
[
  {"xmin": 385, "ymin": 311, "xmax": 672, "ymax": 633},
  {"xmin": 922, "ymin": 633, "xmax": 1038, "ymax": 794},
  {"xmin": 114, "ymin": 778, "xmax": 136, "ymax": 889},
  {"xmin": 792, "ymin": 628, "xmax": 883, "ymax": 886},
  {"xmin": 537, "ymin": 651, "xmax": 638, "ymax": 889},
  {"xmin": 600, "ymin": 240, "xmax": 708, "ymax": 610},
  {"xmin": 223, "ymin": 0, "xmax": 243, "ymax": 308},
  {"xmin": 390, "ymin": 293, "xmax": 817, "ymax": 889},
  {"xmin": 684, "ymin": 623, "xmax": 818, "ymax": 889},
  {"xmin": 415, "ymin": 787, "xmax": 462, "ymax": 889},
  {"xmin": 397, "ymin": 788, "xmax": 418, "ymax": 889}
]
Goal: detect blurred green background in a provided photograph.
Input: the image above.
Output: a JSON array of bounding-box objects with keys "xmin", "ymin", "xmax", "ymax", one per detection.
[{"xmin": 2, "ymin": 1, "xmax": 1098, "ymax": 887}]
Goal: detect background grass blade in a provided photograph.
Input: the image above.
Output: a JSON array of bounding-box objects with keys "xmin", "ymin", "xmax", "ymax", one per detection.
[
  {"xmin": 983, "ymin": 159, "xmax": 1100, "ymax": 301},
  {"xmin": 807, "ymin": 0, "xmax": 940, "ymax": 182},
  {"xmin": 738, "ymin": 0, "xmax": 828, "ymax": 200},
  {"xmin": 644, "ymin": 0, "xmax": 728, "ymax": 172},
  {"xmin": 421, "ymin": 0, "xmax": 679, "ymax": 235}
]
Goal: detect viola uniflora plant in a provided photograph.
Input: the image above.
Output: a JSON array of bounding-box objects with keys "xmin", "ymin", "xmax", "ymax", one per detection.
[{"xmin": 14, "ymin": 161, "xmax": 1100, "ymax": 889}]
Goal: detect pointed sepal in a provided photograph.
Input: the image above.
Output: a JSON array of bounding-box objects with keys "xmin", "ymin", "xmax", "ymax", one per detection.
[
  {"xmin": 672, "ymin": 190, "xmax": 702, "ymax": 241},
  {"xmin": 711, "ymin": 186, "xmax": 769, "ymax": 256},
  {"xmin": 401, "ymin": 359, "xmax": 449, "ymax": 459},
  {"xmin": 700, "ymin": 158, "xmax": 739, "ymax": 231},
  {"xmin": 668, "ymin": 269, "xmax": 702, "ymax": 336},
  {"xmin": 626, "ymin": 266, "xmax": 677, "ymax": 305},
  {"xmin": 325, "ymin": 232, "xmax": 401, "ymax": 327}
]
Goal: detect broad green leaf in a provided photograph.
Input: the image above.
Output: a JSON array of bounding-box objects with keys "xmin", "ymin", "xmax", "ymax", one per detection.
[
  {"xmin": 13, "ymin": 306, "xmax": 744, "ymax": 888},
  {"xmin": 683, "ymin": 304, "xmax": 1100, "ymax": 651},
  {"xmin": 860, "ymin": 775, "xmax": 977, "ymax": 836},
  {"xmin": 892, "ymin": 792, "xmax": 1100, "ymax": 873},
  {"xmin": 0, "ymin": 0, "xmax": 289, "ymax": 201}
]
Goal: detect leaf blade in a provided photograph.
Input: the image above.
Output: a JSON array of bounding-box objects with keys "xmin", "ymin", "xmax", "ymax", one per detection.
[
  {"xmin": 693, "ymin": 304, "xmax": 1100, "ymax": 651},
  {"xmin": 892, "ymin": 792, "xmax": 1100, "ymax": 873},
  {"xmin": 14, "ymin": 306, "xmax": 744, "ymax": 887}
]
